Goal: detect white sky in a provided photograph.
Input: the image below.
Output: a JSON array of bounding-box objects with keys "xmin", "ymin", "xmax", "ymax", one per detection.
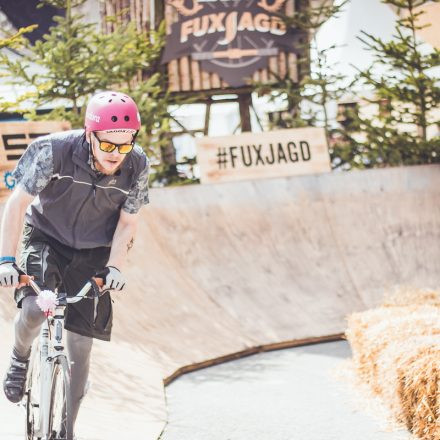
[{"xmin": 316, "ymin": 0, "xmax": 397, "ymax": 80}]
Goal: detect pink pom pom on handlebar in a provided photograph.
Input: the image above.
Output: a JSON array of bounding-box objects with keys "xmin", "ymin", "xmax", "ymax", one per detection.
[{"xmin": 36, "ymin": 290, "xmax": 57, "ymax": 317}]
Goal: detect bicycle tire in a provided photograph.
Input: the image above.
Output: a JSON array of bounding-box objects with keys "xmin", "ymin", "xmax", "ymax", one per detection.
[
  {"xmin": 47, "ymin": 356, "xmax": 73, "ymax": 440},
  {"xmin": 25, "ymin": 341, "xmax": 42, "ymax": 440}
]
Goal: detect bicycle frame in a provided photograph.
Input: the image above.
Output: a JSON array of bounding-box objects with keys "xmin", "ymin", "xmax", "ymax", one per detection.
[
  {"xmin": 22, "ymin": 276, "xmax": 102, "ymax": 440},
  {"xmin": 31, "ymin": 298, "xmax": 69, "ymax": 438}
]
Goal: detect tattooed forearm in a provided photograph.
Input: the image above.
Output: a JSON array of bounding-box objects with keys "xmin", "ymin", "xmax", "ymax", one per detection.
[{"xmin": 127, "ymin": 237, "xmax": 134, "ymax": 253}]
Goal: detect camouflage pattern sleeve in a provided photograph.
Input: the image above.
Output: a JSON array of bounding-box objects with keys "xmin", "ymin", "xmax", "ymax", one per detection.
[
  {"xmin": 122, "ymin": 159, "xmax": 150, "ymax": 214},
  {"xmin": 12, "ymin": 138, "xmax": 54, "ymax": 196}
]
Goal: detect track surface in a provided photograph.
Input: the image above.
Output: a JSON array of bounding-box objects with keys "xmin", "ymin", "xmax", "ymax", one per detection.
[
  {"xmin": 161, "ymin": 341, "xmax": 411, "ymax": 440},
  {"xmin": 0, "ymin": 164, "xmax": 439, "ymax": 438}
]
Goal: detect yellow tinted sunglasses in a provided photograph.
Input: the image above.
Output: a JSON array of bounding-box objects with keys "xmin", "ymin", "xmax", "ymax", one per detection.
[{"xmin": 93, "ymin": 132, "xmax": 134, "ymax": 154}]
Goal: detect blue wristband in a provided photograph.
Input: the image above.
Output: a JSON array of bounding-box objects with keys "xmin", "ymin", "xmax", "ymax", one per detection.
[{"xmin": 0, "ymin": 256, "xmax": 16, "ymax": 263}]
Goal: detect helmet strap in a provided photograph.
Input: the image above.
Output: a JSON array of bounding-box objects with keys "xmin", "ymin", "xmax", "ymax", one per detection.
[
  {"xmin": 132, "ymin": 130, "xmax": 139, "ymax": 144},
  {"xmin": 87, "ymin": 132, "xmax": 100, "ymax": 172}
]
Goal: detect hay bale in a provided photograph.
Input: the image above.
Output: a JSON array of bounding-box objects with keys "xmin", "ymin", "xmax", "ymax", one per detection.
[
  {"xmin": 382, "ymin": 288, "xmax": 440, "ymax": 308},
  {"xmin": 347, "ymin": 306, "xmax": 440, "ymax": 393},
  {"xmin": 397, "ymin": 345, "xmax": 440, "ymax": 439},
  {"xmin": 346, "ymin": 288, "xmax": 440, "ymax": 440},
  {"xmin": 375, "ymin": 335, "xmax": 440, "ymax": 425}
]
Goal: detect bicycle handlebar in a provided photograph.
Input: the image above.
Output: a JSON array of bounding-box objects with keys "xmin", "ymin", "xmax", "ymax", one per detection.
[{"xmin": 18, "ymin": 275, "xmax": 104, "ymax": 304}]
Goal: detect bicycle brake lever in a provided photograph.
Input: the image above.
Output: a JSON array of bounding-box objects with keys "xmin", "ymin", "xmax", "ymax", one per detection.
[{"xmin": 56, "ymin": 292, "xmax": 68, "ymax": 306}]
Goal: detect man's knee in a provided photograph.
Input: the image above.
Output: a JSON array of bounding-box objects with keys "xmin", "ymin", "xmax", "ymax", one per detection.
[{"xmin": 20, "ymin": 296, "xmax": 45, "ymax": 328}]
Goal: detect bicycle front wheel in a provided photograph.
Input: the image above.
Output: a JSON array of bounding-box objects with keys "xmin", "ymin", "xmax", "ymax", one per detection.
[
  {"xmin": 25, "ymin": 341, "xmax": 42, "ymax": 440},
  {"xmin": 48, "ymin": 356, "xmax": 73, "ymax": 440}
]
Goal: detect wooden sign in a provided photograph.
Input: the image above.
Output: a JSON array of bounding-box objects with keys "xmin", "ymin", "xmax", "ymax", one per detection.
[
  {"xmin": 196, "ymin": 127, "xmax": 331, "ymax": 184},
  {"xmin": 161, "ymin": 0, "xmax": 303, "ymax": 92},
  {"xmin": 0, "ymin": 121, "xmax": 71, "ymax": 196},
  {"xmin": 162, "ymin": 0, "xmax": 304, "ymax": 89},
  {"xmin": 101, "ymin": 1, "xmax": 308, "ymax": 93}
]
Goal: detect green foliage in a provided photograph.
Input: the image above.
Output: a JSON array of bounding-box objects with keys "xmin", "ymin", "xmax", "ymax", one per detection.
[
  {"xmin": 0, "ymin": 2, "xmax": 165, "ymax": 122},
  {"xmin": 301, "ymin": 41, "xmax": 349, "ymax": 145},
  {"xmin": 283, "ymin": 0, "xmax": 348, "ymax": 31},
  {"xmin": 0, "ymin": 0, "xmax": 184, "ymax": 183},
  {"xmin": 254, "ymin": 70, "xmax": 310, "ymax": 130},
  {"xmin": 0, "ymin": 26, "xmax": 38, "ymax": 50},
  {"xmin": 0, "ymin": 26, "xmax": 37, "ymax": 111},
  {"xmin": 334, "ymin": 0, "xmax": 440, "ymax": 169},
  {"xmin": 253, "ymin": 1, "xmax": 348, "ymax": 146}
]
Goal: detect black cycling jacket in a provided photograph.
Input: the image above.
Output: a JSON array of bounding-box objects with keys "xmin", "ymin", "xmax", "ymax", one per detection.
[{"xmin": 13, "ymin": 129, "xmax": 148, "ymax": 249}]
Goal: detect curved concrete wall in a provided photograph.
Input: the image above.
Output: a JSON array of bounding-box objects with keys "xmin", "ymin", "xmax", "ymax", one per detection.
[{"xmin": 1, "ymin": 164, "xmax": 439, "ymax": 439}]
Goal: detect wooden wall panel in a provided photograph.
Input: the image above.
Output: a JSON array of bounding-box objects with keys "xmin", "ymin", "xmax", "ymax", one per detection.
[
  {"xmin": 288, "ymin": 53, "xmax": 298, "ymax": 82},
  {"xmin": 142, "ymin": 0, "xmax": 148, "ymax": 30},
  {"xmin": 179, "ymin": 57, "xmax": 191, "ymax": 91},
  {"xmin": 168, "ymin": 61, "xmax": 180, "ymax": 92},
  {"xmin": 260, "ymin": 67, "xmax": 268, "ymax": 83},
  {"xmin": 211, "ymin": 73, "xmax": 221, "ymax": 89},
  {"xmin": 103, "ymin": 0, "xmax": 153, "ymax": 32},
  {"xmin": 269, "ymin": 56, "xmax": 278, "ymax": 81},
  {"xmin": 201, "ymin": 70, "xmax": 211, "ymax": 90},
  {"xmin": 278, "ymin": 51, "xmax": 287, "ymax": 79},
  {"xmin": 286, "ymin": 0, "xmax": 295, "ymax": 15},
  {"xmin": 191, "ymin": 60, "xmax": 202, "ymax": 91}
]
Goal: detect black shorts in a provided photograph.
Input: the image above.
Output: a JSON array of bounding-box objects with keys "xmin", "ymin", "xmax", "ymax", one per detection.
[{"xmin": 15, "ymin": 223, "xmax": 113, "ymax": 341}]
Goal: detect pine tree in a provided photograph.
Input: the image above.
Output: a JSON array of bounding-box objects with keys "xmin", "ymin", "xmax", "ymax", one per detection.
[
  {"xmin": 333, "ymin": 0, "xmax": 440, "ymax": 169},
  {"xmin": 0, "ymin": 0, "xmax": 177, "ymax": 178},
  {"xmin": 0, "ymin": 25, "xmax": 37, "ymax": 110},
  {"xmin": 0, "ymin": 26, "xmax": 37, "ymax": 49},
  {"xmin": 253, "ymin": 0, "xmax": 348, "ymax": 150},
  {"xmin": 0, "ymin": 0, "xmax": 110, "ymax": 123},
  {"xmin": 301, "ymin": 40, "xmax": 348, "ymax": 148}
]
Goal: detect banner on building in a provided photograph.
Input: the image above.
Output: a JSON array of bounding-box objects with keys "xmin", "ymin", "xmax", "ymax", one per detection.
[
  {"xmin": 196, "ymin": 127, "xmax": 331, "ymax": 184},
  {"xmin": 162, "ymin": 0, "xmax": 304, "ymax": 87}
]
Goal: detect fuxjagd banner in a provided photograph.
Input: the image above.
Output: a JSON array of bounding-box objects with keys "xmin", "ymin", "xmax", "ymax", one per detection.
[
  {"xmin": 195, "ymin": 127, "xmax": 331, "ymax": 184},
  {"xmin": 162, "ymin": 0, "xmax": 304, "ymax": 87}
]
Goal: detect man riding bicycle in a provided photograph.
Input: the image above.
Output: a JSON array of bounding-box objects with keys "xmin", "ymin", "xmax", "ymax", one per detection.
[{"xmin": 0, "ymin": 91, "xmax": 149, "ymax": 437}]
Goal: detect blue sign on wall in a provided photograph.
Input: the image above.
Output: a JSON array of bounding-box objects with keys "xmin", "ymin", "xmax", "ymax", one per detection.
[{"xmin": 3, "ymin": 171, "xmax": 16, "ymax": 190}]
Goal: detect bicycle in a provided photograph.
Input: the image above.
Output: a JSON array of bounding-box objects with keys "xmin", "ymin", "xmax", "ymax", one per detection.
[{"xmin": 18, "ymin": 274, "xmax": 103, "ymax": 440}]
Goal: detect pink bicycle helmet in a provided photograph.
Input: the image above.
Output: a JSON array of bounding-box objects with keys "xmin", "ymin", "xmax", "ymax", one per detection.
[{"xmin": 84, "ymin": 91, "xmax": 141, "ymax": 132}]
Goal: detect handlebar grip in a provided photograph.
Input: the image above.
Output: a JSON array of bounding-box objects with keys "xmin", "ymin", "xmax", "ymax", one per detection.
[{"xmin": 20, "ymin": 275, "xmax": 104, "ymax": 288}]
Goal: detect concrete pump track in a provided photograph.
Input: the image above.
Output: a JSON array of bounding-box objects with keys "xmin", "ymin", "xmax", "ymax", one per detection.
[{"xmin": 0, "ymin": 164, "xmax": 439, "ymax": 439}]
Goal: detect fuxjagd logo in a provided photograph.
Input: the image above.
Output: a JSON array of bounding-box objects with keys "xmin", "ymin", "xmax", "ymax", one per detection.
[
  {"xmin": 162, "ymin": 0, "xmax": 305, "ymax": 87},
  {"xmin": 196, "ymin": 127, "xmax": 330, "ymax": 183},
  {"xmin": 216, "ymin": 141, "xmax": 311, "ymax": 169}
]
